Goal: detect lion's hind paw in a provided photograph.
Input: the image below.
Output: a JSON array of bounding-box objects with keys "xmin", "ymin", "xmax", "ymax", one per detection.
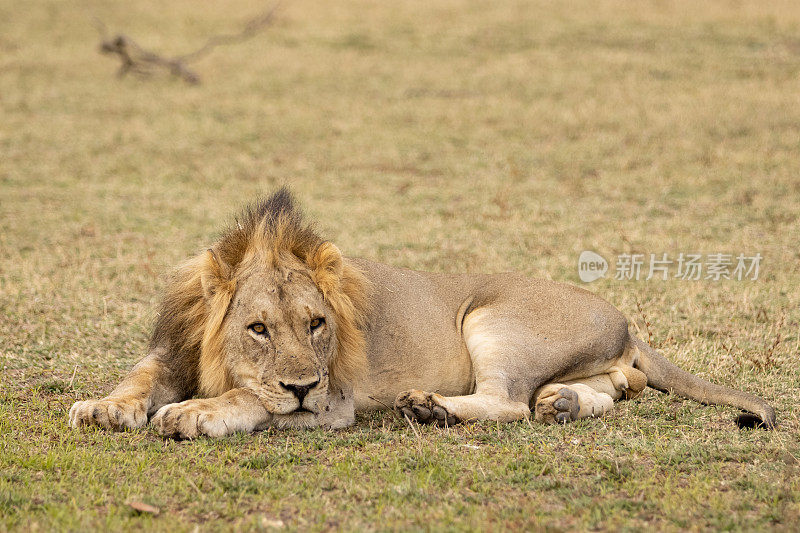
[{"xmin": 534, "ymin": 387, "xmax": 580, "ymax": 424}]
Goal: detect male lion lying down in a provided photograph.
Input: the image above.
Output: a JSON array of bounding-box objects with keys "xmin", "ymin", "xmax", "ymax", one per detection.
[{"xmin": 69, "ymin": 189, "xmax": 776, "ymax": 437}]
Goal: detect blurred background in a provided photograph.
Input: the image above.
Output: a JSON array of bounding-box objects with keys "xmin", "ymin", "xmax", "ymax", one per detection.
[{"xmin": 1, "ymin": 1, "xmax": 798, "ymax": 530}]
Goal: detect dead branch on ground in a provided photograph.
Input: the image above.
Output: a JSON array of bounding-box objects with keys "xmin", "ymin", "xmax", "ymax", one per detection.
[{"xmin": 95, "ymin": 2, "xmax": 281, "ymax": 85}]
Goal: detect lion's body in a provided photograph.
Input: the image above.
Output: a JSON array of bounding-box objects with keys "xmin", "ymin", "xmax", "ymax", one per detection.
[
  {"xmin": 352, "ymin": 259, "xmax": 627, "ymax": 409},
  {"xmin": 69, "ymin": 190, "xmax": 776, "ymax": 437}
]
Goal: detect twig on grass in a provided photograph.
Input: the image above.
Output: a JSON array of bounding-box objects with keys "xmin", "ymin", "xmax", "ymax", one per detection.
[
  {"xmin": 68, "ymin": 365, "xmax": 78, "ymax": 390},
  {"xmin": 174, "ymin": 4, "xmax": 282, "ymax": 64},
  {"xmin": 756, "ymin": 311, "xmax": 785, "ymax": 370},
  {"xmin": 523, "ymin": 413, "xmax": 535, "ymax": 431},
  {"xmin": 402, "ymin": 414, "xmax": 423, "ymax": 454},
  {"xmin": 185, "ymin": 475, "xmax": 203, "ymax": 497},
  {"xmin": 367, "ymin": 395, "xmax": 393, "ymax": 410},
  {"xmin": 635, "ymin": 297, "xmax": 653, "ymax": 347},
  {"xmin": 94, "ymin": 2, "xmax": 281, "ymax": 85}
]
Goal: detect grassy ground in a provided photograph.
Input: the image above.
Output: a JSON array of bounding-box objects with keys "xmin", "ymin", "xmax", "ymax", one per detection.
[{"xmin": 2, "ymin": 0, "xmax": 799, "ymax": 530}]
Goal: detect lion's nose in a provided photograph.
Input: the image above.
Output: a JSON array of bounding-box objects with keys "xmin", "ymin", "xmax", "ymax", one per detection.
[{"xmin": 279, "ymin": 380, "xmax": 320, "ymax": 403}]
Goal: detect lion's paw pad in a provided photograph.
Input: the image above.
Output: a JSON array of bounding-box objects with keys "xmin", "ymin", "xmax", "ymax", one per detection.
[
  {"xmin": 394, "ymin": 390, "xmax": 458, "ymax": 427},
  {"xmin": 535, "ymin": 387, "xmax": 580, "ymax": 424}
]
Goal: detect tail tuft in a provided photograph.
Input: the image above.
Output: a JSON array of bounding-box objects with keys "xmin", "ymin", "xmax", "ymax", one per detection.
[{"xmin": 735, "ymin": 412, "xmax": 775, "ymax": 430}]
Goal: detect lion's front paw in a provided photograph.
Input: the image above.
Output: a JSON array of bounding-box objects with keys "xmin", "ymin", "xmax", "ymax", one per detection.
[
  {"xmin": 151, "ymin": 400, "xmax": 231, "ymax": 439},
  {"xmin": 394, "ymin": 389, "xmax": 459, "ymax": 427},
  {"xmin": 534, "ymin": 387, "xmax": 580, "ymax": 424},
  {"xmin": 69, "ymin": 397, "xmax": 147, "ymax": 431}
]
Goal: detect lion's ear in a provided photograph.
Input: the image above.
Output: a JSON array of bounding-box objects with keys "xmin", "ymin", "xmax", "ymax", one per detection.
[
  {"xmin": 309, "ymin": 242, "xmax": 343, "ymax": 296},
  {"xmin": 200, "ymin": 248, "xmax": 233, "ymax": 301}
]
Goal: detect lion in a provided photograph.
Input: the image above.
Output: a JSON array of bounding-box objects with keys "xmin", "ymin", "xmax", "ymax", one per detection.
[{"xmin": 69, "ymin": 189, "xmax": 776, "ymax": 438}]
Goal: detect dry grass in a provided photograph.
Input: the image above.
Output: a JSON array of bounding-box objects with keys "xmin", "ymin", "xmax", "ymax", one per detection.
[{"xmin": 1, "ymin": 0, "xmax": 799, "ymax": 530}]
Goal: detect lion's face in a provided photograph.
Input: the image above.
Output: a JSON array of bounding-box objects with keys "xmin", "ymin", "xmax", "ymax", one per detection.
[{"xmin": 221, "ymin": 263, "xmax": 335, "ymax": 415}]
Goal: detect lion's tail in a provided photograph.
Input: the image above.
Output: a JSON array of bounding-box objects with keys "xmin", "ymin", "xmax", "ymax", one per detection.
[{"xmin": 632, "ymin": 336, "xmax": 776, "ymax": 429}]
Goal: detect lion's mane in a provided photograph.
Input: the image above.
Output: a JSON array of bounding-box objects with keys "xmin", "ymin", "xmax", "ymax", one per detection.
[{"xmin": 149, "ymin": 188, "xmax": 370, "ymax": 397}]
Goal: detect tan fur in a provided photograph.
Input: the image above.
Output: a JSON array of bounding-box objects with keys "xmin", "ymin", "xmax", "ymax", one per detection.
[
  {"xmin": 307, "ymin": 243, "xmax": 370, "ymax": 389},
  {"xmin": 69, "ymin": 189, "xmax": 776, "ymax": 437},
  {"xmin": 198, "ymin": 250, "xmax": 238, "ymax": 396}
]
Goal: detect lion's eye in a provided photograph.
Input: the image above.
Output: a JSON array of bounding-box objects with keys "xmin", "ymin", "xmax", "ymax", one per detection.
[
  {"xmin": 248, "ymin": 322, "xmax": 268, "ymax": 336},
  {"xmin": 310, "ymin": 317, "xmax": 325, "ymax": 332}
]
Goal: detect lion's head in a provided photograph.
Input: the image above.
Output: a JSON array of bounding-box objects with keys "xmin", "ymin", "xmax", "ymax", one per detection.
[{"xmin": 150, "ymin": 189, "xmax": 369, "ymax": 416}]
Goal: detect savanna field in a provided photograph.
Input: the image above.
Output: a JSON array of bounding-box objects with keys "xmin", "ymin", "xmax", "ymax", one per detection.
[{"xmin": 2, "ymin": 0, "xmax": 800, "ymax": 530}]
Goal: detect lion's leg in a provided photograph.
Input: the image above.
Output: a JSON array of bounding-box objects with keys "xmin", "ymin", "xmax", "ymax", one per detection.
[
  {"xmin": 69, "ymin": 349, "xmax": 185, "ymax": 431},
  {"xmin": 533, "ymin": 366, "xmax": 647, "ymax": 424},
  {"xmin": 152, "ymin": 388, "xmax": 273, "ymax": 439},
  {"xmin": 394, "ymin": 305, "xmax": 646, "ymax": 427},
  {"xmin": 395, "ymin": 310, "xmax": 537, "ymax": 425},
  {"xmin": 395, "ymin": 389, "xmax": 530, "ymax": 425}
]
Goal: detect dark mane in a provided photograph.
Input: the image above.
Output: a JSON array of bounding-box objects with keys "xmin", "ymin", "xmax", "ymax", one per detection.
[{"xmin": 216, "ymin": 187, "xmax": 324, "ymax": 269}]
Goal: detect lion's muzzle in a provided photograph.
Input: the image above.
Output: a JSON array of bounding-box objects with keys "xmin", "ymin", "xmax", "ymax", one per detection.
[
  {"xmin": 279, "ymin": 379, "xmax": 320, "ymax": 406},
  {"xmin": 262, "ymin": 377, "xmax": 326, "ymax": 414}
]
